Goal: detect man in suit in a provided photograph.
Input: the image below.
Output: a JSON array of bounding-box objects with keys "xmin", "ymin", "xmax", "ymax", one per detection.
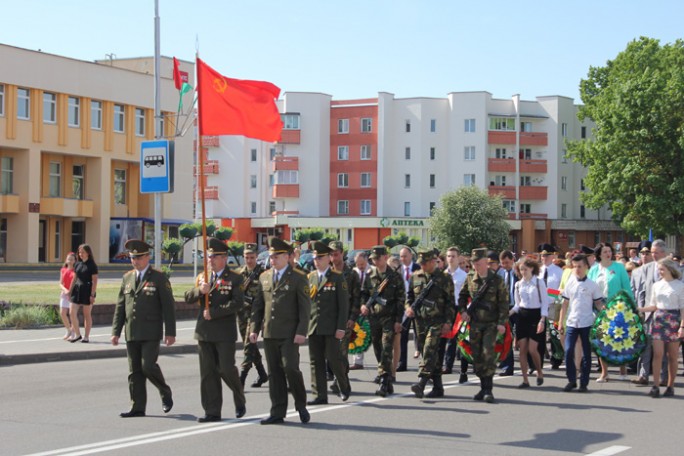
[
  {"xmin": 537, "ymin": 243, "xmax": 563, "ymax": 371},
  {"xmin": 111, "ymin": 239, "xmax": 176, "ymax": 418},
  {"xmin": 185, "ymin": 237, "xmax": 246, "ymax": 423},
  {"xmin": 497, "ymin": 250, "xmax": 518, "ymax": 376},
  {"xmin": 249, "ymin": 237, "xmax": 311, "ymax": 425},
  {"xmin": 398, "ymin": 247, "xmax": 421, "ymax": 371},
  {"xmin": 307, "ymin": 241, "xmax": 351, "ymax": 405}
]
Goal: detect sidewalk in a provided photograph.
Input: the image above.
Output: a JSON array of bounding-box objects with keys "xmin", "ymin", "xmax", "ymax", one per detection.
[{"xmin": 0, "ymin": 320, "xmax": 206, "ymax": 366}]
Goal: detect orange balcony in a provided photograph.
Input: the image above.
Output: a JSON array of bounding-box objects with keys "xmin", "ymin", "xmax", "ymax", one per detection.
[
  {"xmin": 520, "ymin": 159, "xmax": 547, "ymax": 173},
  {"xmin": 520, "ymin": 186, "xmax": 547, "ymax": 200},
  {"xmin": 272, "ymin": 156, "xmax": 299, "ymax": 171},
  {"xmin": 488, "ymin": 131, "xmax": 548, "ymax": 146},
  {"xmin": 272, "ymin": 210, "xmax": 300, "ymax": 216},
  {"xmin": 488, "ymin": 186, "xmax": 515, "ymax": 199},
  {"xmin": 194, "ymin": 160, "xmax": 220, "ymax": 175},
  {"xmin": 488, "ymin": 158, "xmax": 515, "ymax": 172},
  {"xmin": 273, "ymin": 184, "xmax": 299, "ymax": 198},
  {"xmin": 279, "ymin": 130, "xmax": 301, "ymax": 145},
  {"xmin": 201, "ymin": 136, "xmax": 219, "ymax": 147},
  {"xmin": 520, "ymin": 213, "xmax": 548, "ymax": 220},
  {"xmin": 0, "ymin": 194, "xmax": 20, "ymax": 213},
  {"xmin": 203, "ymin": 186, "xmax": 219, "ymax": 200}
]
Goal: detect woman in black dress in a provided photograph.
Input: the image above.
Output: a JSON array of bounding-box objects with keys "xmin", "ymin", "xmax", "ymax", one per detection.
[{"xmin": 69, "ymin": 244, "xmax": 98, "ymax": 343}]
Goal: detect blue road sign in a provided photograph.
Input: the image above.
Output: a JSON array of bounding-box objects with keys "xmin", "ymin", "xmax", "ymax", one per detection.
[{"xmin": 140, "ymin": 140, "xmax": 174, "ymax": 193}]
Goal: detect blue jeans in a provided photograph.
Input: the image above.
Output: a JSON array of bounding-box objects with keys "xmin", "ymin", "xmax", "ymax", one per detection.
[{"xmin": 564, "ymin": 326, "xmax": 592, "ymax": 387}]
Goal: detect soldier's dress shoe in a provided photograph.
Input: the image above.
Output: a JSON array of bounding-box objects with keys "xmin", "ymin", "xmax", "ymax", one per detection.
[
  {"xmin": 373, "ymin": 375, "xmax": 382, "ymax": 384},
  {"xmin": 298, "ymin": 408, "xmax": 310, "ymax": 423},
  {"xmin": 339, "ymin": 390, "xmax": 350, "ymax": 402},
  {"xmin": 459, "ymin": 373, "xmax": 468, "ymax": 384},
  {"xmin": 484, "ymin": 392, "xmax": 495, "ymax": 403},
  {"xmin": 349, "ymin": 364, "xmax": 364, "ymax": 370},
  {"xmin": 396, "ymin": 364, "xmax": 407, "ymax": 372},
  {"xmin": 260, "ymin": 416, "xmax": 284, "ymax": 425},
  {"xmin": 162, "ymin": 397, "xmax": 173, "ymax": 413},
  {"xmin": 307, "ymin": 398, "xmax": 328, "ymax": 406},
  {"xmin": 330, "ymin": 382, "xmax": 340, "ymax": 395},
  {"xmin": 473, "ymin": 389, "xmax": 485, "ymax": 401},
  {"xmin": 499, "ymin": 369, "xmax": 514, "ymax": 377},
  {"xmin": 236, "ymin": 406, "xmax": 246, "ymax": 418},
  {"xmin": 251, "ymin": 374, "xmax": 269, "ymax": 388},
  {"xmin": 120, "ymin": 410, "xmax": 146, "ymax": 418},
  {"xmin": 197, "ymin": 415, "xmax": 221, "ymax": 423}
]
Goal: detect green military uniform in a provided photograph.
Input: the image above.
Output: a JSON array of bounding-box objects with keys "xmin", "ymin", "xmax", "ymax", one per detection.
[
  {"xmin": 307, "ymin": 243, "xmax": 351, "ymax": 402},
  {"xmin": 407, "ymin": 250, "xmax": 456, "ymax": 398},
  {"xmin": 363, "ymin": 246, "xmax": 405, "ymax": 396},
  {"xmin": 185, "ymin": 238, "xmax": 246, "ymax": 420},
  {"xmin": 111, "ymin": 240, "xmax": 176, "ymax": 415},
  {"xmin": 457, "ymin": 248, "xmax": 509, "ymax": 402},
  {"xmin": 249, "ymin": 238, "xmax": 311, "ymax": 420},
  {"xmin": 237, "ymin": 252, "xmax": 268, "ymax": 387}
]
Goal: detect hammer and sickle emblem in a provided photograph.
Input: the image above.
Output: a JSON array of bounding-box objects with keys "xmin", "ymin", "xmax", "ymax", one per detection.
[{"xmin": 213, "ymin": 77, "xmax": 228, "ymax": 93}]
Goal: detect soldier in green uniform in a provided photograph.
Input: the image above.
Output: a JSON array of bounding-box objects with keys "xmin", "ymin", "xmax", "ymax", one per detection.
[
  {"xmin": 184, "ymin": 238, "xmax": 246, "ymax": 423},
  {"xmin": 328, "ymin": 240, "xmax": 361, "ymax": 396},
  {"xmin": 405, "ymin": 250, "xmax": 456, "ymax": 399},
  {"xmin": 306, "ymin": 241, "xmax": 351, "ymax": 405},
  {"xmin": 237, "ymin": 243, "xmax": 269, "ymax": 388},
  {"xmin": 249, "ymin": 237, "xmax": 311, "ymax": 425},
  {"xmin": 457, "ymin": 248, "xmax": 509, "ymax": 403},
  {"xmin": 360, "ymin": 245, "xmax": 405, "ymax": 397},
  {"xmin": 111, "ymin": 240, "xmax": 176, "ymax": 418}
]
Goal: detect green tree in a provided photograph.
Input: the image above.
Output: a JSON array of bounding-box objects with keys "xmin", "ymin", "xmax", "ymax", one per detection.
[
  {"xmin": 428, "ymin": 186, "xmax": 509, "ymax": 253},
  {"xmin": 568, "ymin": 37, "xmax": 684, "ymax": 236}
]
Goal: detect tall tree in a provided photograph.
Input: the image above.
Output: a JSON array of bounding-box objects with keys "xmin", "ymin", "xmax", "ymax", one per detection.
[
  {"xmin": 568, "ymin": 37, "xmax": 684, "ymax": 236},
  {"xmin": 428, "ymin": 186, "xmax": 510, "ymax": 253}
]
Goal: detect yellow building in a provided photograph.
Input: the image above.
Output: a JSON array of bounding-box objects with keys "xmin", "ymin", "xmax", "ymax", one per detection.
[{"xmin": 0, "ymin": 44, "xmax": 194, "ymax": 263}]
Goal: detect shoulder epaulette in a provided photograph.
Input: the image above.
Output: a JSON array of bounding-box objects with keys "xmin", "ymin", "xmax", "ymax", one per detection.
[
  {"xmin": 330, "ymin": 269, "xmax": 342, "ymax": 275},
  {"xmin": 293, "ymin": 268, "xmax": 307, "ymax": 276}
]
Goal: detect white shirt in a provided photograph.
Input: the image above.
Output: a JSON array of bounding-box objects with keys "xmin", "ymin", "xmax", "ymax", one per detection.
[
  {"xmin": 650, "ymin": 279, "xmax": 684, "ymax": 310},
  {"xmin": 513, "ymin": 276, "xmax": 548, "ymax": 317},
  {"xmin": 447, "ymin": 267, "xmax": 467, "ymax": 303},
  {"xmin": 539, "ymin": 263, "xmax": 563, "ymax": 305},
  {"xmin": 401, "ymin": 263, "xmax": 414, "ymax": 293},
  {"xmin": 136, "ymin": 265, "xmax": 150, "ymax": 282},
  {"xmin": 562, "ymin": 275, "xmax": 603, "ymax": 328}
]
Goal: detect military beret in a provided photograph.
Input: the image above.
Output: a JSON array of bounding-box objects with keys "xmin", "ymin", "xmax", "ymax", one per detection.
[
  {"xmin": 268, "ymin": 237, "xmax": 292, "ymax": 254},
  {"xmin": 538, "ymin": 243, "xmax": 555, "ymax": 255},
  {"xmin": 487, "ymin": 251, "xmax": 500, "ymax": 264},
  {"xmin": 125, "ymin": 239, "xmax": 152, "ymax": 257},
  {"xmin": 471, "ymin": 248, "xmax": 488, "ymax": 262},
  {"xmin": 369, "ymin": 245, "xmax": 388, "ymax": 259},
  {"xmin": 206, "ymin": 237, "xmax": 228, "ymax": 256},
  {"xmin": 243, "ymin": 243, "xmax": 258, "ymax": 254},
  {"xmin": 579, "ymin": 245, "xmax": 595, "ymax": 255},
  {"xmin": 328, "ymin": 240, "xmax": 344, "ymax": 252},
  {"xmin": 312, "ymin": 241, "xmax": 332, "ymax": 257},
  {"xmin": 417, "ymin": 249, "xmax": 436, "ymax": 263}
]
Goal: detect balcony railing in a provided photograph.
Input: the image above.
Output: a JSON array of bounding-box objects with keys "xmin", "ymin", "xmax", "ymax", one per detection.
[
  {"xmin": 272, "ymin": 184, "xmax": 299, "ymax": 198},
  {"xmin": 39, "ymin": 197, "xmax": 94, "ymax": 217},
  {"xmin": 194, "ymin": 160, "xmax": 220, "ymax": 175},
  {"xmin": 487, "ymin": 158, "xmax": 547, "ymax": 173},
  {"xmin": 488, "ymin": 131, "xmax": 548, "ymax": 146},
  {"xmin": 272, "ymin": 156, "xmax": 299, "ymax": 171},
  {"xmin": 0, "ymin": 194, "xmax": 20, "ymax": 213},
  {"xmin": 279, "ymin": 129, "xmax": 301, "ymax": 145}
]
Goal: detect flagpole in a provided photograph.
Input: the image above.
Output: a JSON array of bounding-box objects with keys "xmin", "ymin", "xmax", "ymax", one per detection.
[{"xmin": 196, "ymin": 54, "xmax": 210, "ymax": 311}]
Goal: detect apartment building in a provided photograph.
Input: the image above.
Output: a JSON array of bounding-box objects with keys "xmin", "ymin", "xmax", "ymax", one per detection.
[{"xmin": 0, "ymin": 44, "xmax": 194, "ymax": 263}]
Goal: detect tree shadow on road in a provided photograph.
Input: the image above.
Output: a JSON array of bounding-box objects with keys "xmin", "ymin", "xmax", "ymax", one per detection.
[
  {"xmin": 500, "ymin": 428, "xmax": 624, "ymax": 453},
  {"xmin": 358, "ymin": 401, "xmax": 488, "ymax": 414},
  {"xmin": 304, "ymin": 420, "xmax": 469, "ymax": 439}
]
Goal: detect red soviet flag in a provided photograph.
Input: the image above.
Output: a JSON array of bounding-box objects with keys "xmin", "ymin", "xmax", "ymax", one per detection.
[
  {"xmin": 197, "ymin": 58, "xmax": 283, "ymax": 142},
  {"xmin": 173, "ymin": 57, "xmax": 183, "ymax": 90}
]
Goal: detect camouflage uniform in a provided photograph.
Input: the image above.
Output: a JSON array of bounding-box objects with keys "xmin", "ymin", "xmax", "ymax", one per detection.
[
  {"xmin": 408, "ymin": 266, "xmax": 455, "ymax": 398},
  {"xmin": 457, "ymin": 258, "xmax": 509, "ymax": 401},
  {"xmin": 237, "ymin": 263, "xmax": 269, "ymax": 387},
  {"xmin": 334, "ymin": 263, "xmax": 361, "ymax": 373}
]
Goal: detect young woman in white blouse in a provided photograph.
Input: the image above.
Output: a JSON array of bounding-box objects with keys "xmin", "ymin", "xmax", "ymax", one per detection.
[
  {"xmin": 638, "ymin": 258, "xmax": 684, "ymax": 398},
  {"xmin": 510, "ymin": 258, "xmax": 548, "ymax": 388}
]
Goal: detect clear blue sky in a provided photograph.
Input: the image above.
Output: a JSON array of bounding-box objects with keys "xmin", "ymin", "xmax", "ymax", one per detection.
[{"xmin": 2, "ymin": 0, "xmax": 682, "ymax": 102}]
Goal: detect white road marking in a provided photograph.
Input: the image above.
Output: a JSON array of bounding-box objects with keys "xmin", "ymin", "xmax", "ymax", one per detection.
[
  {"xmin": 586, "ymin": 445, "xmax": 631, "ymax": 455},
  {"xmin": 0, "ymin": 327, "xmax": 194, "ymax": 344}
]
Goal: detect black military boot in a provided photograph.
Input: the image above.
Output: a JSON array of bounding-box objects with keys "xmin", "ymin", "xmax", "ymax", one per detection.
[
  {"xmin": 251, "ymin": 363, "xmax": 269, "ymax": 388},
  {"xmin": 473, "ymin": 376, "xmax": 485, "ymax": 401},
  {"xmin": 483, "ymin": 376, "xmax": 495, "ymax": 403},
  {"xmin": 426, "ymin": 376, "xmax": 444, "ymax": 398},
  {"xmin": 387, "ymin": 376, "xmax": 394, "ymax": 395},
  {"xmin": 239, "ymin": 367, "xmax": 250, "ymax": 387},
  {"xmin": 375, "ymin": 375, "xmax": 389, "ymax": 397},
  {"xmin": 411, "ymin": 376, "xmax": 429, "ymax": 398}
]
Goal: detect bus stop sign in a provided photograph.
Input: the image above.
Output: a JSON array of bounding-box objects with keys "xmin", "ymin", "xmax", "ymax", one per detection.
[{"xmin": 140, "ymin": 140, "xmax": 174, "ymax": 193}]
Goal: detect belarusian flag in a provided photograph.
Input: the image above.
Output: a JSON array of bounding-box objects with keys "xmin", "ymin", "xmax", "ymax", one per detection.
[{"xmin": 547, "ymin": 288, "xmax": 561, "ymax": 299}]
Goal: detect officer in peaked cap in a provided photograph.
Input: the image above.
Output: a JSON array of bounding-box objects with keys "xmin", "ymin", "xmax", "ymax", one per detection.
[
  {"xmin": 126, "ymin": 239, "xmax": 152, "ymax": 257},
  {"xmin": 538, "ymin": 243, "xmax": 556, "ymax": 255},
  {"xmin": 206, "ymin": 237, "xmax": 229, "ymax": 256},
  {"xmin": 268, "ymin": 237, "xmax": 293, "ymax": 255},
  {"xmin": 369, "ymin": 245, "xmax": 388, "ymax": 259}
]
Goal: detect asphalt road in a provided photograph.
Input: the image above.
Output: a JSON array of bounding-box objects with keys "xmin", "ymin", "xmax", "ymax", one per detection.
[{"xmin": 2, "ymin": 344, "xmax": 679, "ymax": 456}]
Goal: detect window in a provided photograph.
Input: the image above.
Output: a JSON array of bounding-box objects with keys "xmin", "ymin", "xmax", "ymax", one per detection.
[
  {"xmin": 581, "ymin": 126, "xmax": 587, "ymax": 139},
  {"xmin": 337, "ymin": 173, "xmax": 349, "ymax": 188},
  {"xmin": 274, "ymin": 170, "xmax": 298, "ymax": 184},
  {"xmin": 568, "ymin": 231, "xmax": 576, "ymax": 248},
  {"xmin": 360, "ymin": 145, "xmax": 371, "ymax": 160},
  {"xmin": 594, "ymin": 231, "xmax": 601, "ymax": 245},
  {"xmin": 157, "ymin": 116, "xmax": 164, "ymax": 138},
  {"xmin": 464, "ymin": 146, "xmax": 475, "ymax": 161},
  {"xmin": 464, "ymin": 174, "xmax": 475, "ymax": 186},
  {"xmin": 520, "ymin": 176, "xmax": 531, "ymax": 186},
  {"xmin": 561, "ymin": 149, "xmax": 568, "ymax": 164},
  {"xmin": 17, "ymin": 87, "xmax": 30, "ymax": 120},
  {"xmin": 495, "ymin": 175, "xmax": 506, "ymax": 186},
  {"xmin": 561, "ymin": 123, "xmax": 568, "ymax": 137},
  {"xmin": 68, "ymin": 96, "xmax": 80, "ymax": 127},
  {"xmin": 520, "ymin": 121, "xmax": 533, "ymax": 132},
  {"xmin": 561, "ymin": 176, "xmax": 567, "ymax": 191},
  {"xmin": 430, "ymin": 147, "xmax": 435, "ymax": 160},
  {"xmin": 503, "ymin": 200, "xmax": 516, "ymax": 213},
  {"xmin": 43, "ymin": 92, "xmax": 56, "ymax": 123},
  {"xmin": 580, "ymin": 205, "xmax": 586, "ymax": 219},
  {"xmin": 54, "ymin": 220, "xmax": 61, "ymax": 260},
  {"xmin": 268, "ymin": 201, "xmax": 276, "ymax": 214},
  {"xmin": 404, "ymin": 202, "xmax": 411, "ymax": 216},
  {"xmin": 429, "ymin": 202, "xmax": 436, "ymax": 213},
  {"xmin": 338, "ymin": 119, "xmax": 349, "ymax": 134},
  {"xmin": 250, "ymin": 149, "xmax": 257, "ymax": 162},
  {"xmin": 580, "ymin": 179, "xmax": 585, "ymax": 191},
  {"xmin": 49, "ymin": 162, "xmax": 62, "ymax": 197},
  {"xmin": 114, "ymin": 169, "xmax": 126, "ymax": 204},
  {"xmin": 0, "ymin": 218, "xmax": 6, "ymax": 261},
  {"xmin": 1, "ymin": 157, "xmax": 13, "ymax": 194},
  {"xmin": 606, "ymin": 232, "xmax": 612, "ymax": 244},
  {"xmin": 91, "ymin": 100, "xmax": 102, "ymax": 130},
  {"xmin": 405, "ymin": 120, "xmax": 411, "ymax": 132},
  {"xmin": 495, "ymin": 148, "xmax": 508, "ymax": 159},
  {"xmin": 250, "ymin": 175, "xmax": 257, "ymax": 188},
  {"xmin": 282, "ymin": 114, "xmax": 300, "ymax": 130},
  {"xmin": 429, "ymin": 174, "xmax": 435, "ymax": 188},
  {"xmin": 361, "ymin": 118, "xmax": 372, "ymax": 133},
  {"xmin": 72, "ymin": 165, "xmax": 84, "ymax": 200},
  {"xmin": 250, "ymin": 202, "xmax": 257, "ymax": 214},
  {"xmin": 520, "ymin": 204, "xmax": 531, "ymax": 214},
  {"xmin": 430, "ymin": 119, "xmax": 436, "ymax": 132},
  {"xmin": 489, "ymin": 117, "xmax": 515, "ymax": 131},
  {"xmin": 405, "ymin": 147, "xmax": 411, "ymax": 160},
  {"xmin": 360, "ymin": 172, "xmax": 371, "ymax": 188},
  {"xmin": 269, "ymin": 174, "xmax": 274, "ymax": 187},
  {"xmin": 561, "ymin": 204, "xmax": 567, "ymax": 218},
  {"xmin": 270, "ymin": 148, "xmax": 277, "ymax": 161},
  {"xmin": 135, "ymin": 108, "xmax": 145, "ymax": 136},
  {"xmin": 0, "ymin": 84, "xmax": 4, "ymax": 116},
  {"xmin": 404, "ymin": 174, "xmax": 411, "ymax": 188},
  {"xmin": 519, "ymin": 148, "xmax": 532, "ymax": 159},
  {"xmin": 337, "ymin": 146, "xmax": 349, "ymax": 160},
  {"xmin": 337, "ymin": 200, "xmax": 349, "ymax": 215},
  {"xmin": 464, "ymin": 118, "xmax": 476, "ymax": 132},
  {"xmin": 360, "ymin": 200, "xmax": 371, "ymax": 215},
  {"xmin": 114, "ymin": 104, "xmax": 125, "ymax": 133}
]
